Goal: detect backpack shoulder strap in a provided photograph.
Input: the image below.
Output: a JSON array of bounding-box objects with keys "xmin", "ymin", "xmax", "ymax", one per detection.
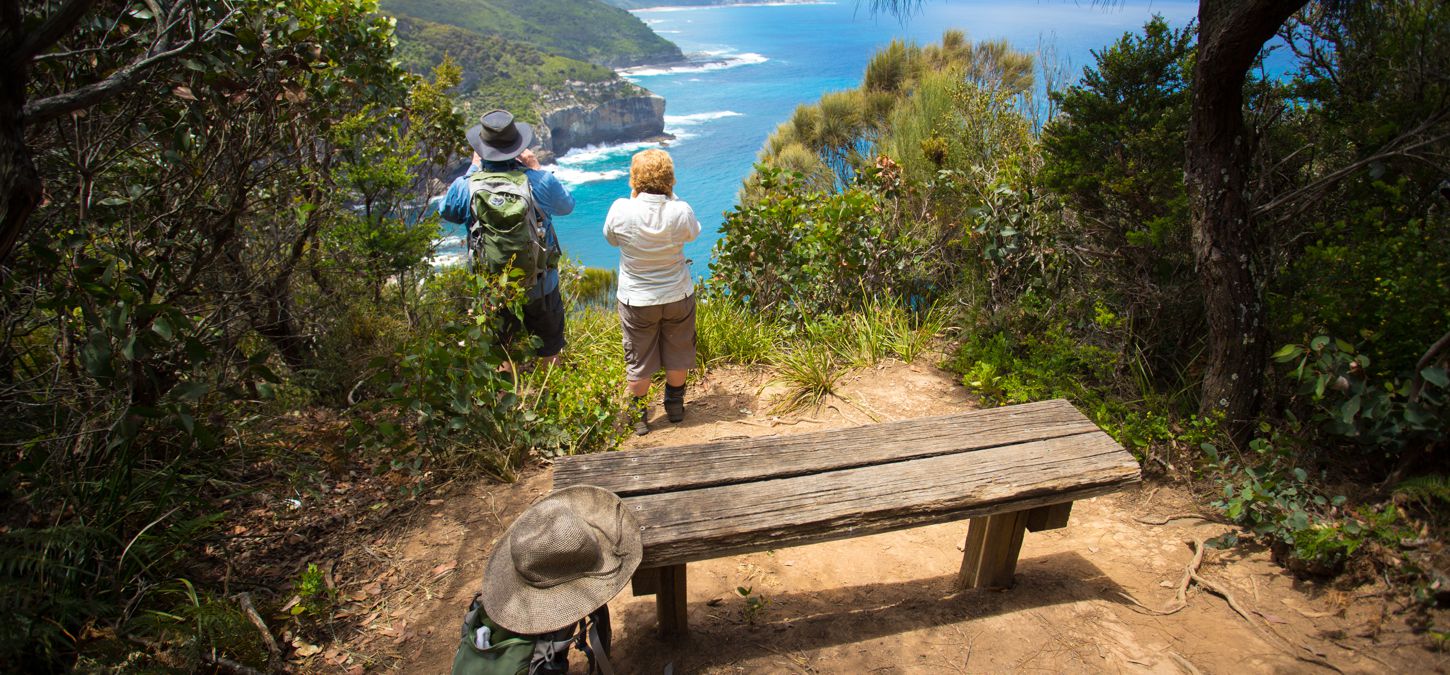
[
  {"xmin": 586, "ymin": 618, "xmax": 615, "ymax": 675},
  {"xmin": 572, "ymin": 606, "xmax": 613, "ymax": 675}
]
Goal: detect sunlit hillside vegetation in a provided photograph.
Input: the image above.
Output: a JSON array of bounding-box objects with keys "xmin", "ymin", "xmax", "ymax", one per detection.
[
  {"xmin": 382, "ymin": 0, "xmax": 683, "ymax": 67},
  {"xmin": 392, "ymin": 15, "xmax": 635, "ymax": 123}
]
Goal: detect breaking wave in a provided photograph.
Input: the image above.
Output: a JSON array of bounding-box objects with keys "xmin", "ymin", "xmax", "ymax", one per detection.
[{"xmin": 618, "ymin": 52, "xmax": 768, "ymax": 78}]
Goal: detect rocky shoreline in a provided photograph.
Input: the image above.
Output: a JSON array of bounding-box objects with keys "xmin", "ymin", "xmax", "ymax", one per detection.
[
  {"xmin": 531, "ymin": 51, "xmax": 748, "ymax": 161},
  {"xmin": 533, "ymin": 79, "xmax": 672, "ymax": 161}
]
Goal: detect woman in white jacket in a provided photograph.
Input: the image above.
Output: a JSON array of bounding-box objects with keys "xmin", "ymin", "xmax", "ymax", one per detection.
[{"xmin": 603, "ymin": 149, "xmax": 701, "ymax": 435}]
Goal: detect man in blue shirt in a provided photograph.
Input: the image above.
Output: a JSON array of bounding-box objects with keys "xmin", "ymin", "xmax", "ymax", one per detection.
[{"xmin": 440, "ymin": 109, "xmax": 576, "ymax": 365}]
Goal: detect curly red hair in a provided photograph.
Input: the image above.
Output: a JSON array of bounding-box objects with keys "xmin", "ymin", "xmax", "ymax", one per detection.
[{"xmin": 630, "ymin": 148, "xmax": 675, "ymax": 197}]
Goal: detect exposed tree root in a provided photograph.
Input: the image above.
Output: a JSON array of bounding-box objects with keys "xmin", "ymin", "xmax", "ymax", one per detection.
[
  {"xmin": 1133, "ymin": 513, "xmax": 1217, "ymax": 526},
  {"xmin": 1119, "ymin": 540, "xmax": 1344, "ymax": 673},
  {"xmin": 235, "ymin": 592, "xmax": 283, "ymax": 672},
  {"xmin": 1165, "ymin": 650, "xmax": 1203, "ymax": 675}
]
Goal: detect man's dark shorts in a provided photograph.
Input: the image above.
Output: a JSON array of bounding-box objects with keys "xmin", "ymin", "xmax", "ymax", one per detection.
[{"xmin": 499, "ymin": 287, "xmax": 566, "ymax": 357}]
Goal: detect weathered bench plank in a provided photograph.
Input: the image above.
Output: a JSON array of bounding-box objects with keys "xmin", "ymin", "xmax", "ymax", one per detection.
[
  {"xmin": 553, "ymin": 399, "xmax": 1099, "ymax": 496},
  {"xmin": 553, "ymin": 400, "xmax": 1141, "ymax": 637},
  {"xmin": 623, "ymin": 431, "xmax": 1137, "ymax": 568}
]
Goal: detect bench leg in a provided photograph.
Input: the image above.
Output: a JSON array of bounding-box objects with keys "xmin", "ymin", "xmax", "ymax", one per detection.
[
  {"xmin": 655, "ymin": 563, "xmax": 688, "ymax": 638},
  {"xmin": 957, "ymin": 509, "xmax": 1029, "ymax": 590}
]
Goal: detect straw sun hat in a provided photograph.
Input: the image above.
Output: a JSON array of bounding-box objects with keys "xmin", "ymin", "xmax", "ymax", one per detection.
[{"xmin": 481, "ymin": 485, "xmax": 643, "ymax": 635}]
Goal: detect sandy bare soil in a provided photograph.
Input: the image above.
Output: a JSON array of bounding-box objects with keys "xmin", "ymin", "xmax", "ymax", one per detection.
[{"xmin": 321, "ymin": 360, "xmax": 1447, "ymax": 674}]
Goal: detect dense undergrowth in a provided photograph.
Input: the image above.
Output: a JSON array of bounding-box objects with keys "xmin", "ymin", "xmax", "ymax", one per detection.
[{"xmin": 4, "ymin": 0, "xmax": 1449, "ymax": 669}]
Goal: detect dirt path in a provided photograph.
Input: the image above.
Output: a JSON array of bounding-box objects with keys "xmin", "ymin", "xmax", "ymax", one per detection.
[{"xmin": 328, "ymin": 361, "xmax": 1445, "ymax": 674}]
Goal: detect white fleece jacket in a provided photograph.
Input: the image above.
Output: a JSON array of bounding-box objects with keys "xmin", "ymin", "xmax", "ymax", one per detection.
[{"xmin": 602, "ymin": 192, "xmax": 701, "ymax": 306}]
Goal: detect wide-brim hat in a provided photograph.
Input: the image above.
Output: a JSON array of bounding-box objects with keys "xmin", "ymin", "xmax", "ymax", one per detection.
[
  {"xmin": 467, "ymin": 109, "xmax": 534, "ymax": 162},
  {"xmin": 481, "ymin": 485, "xmax": 642, "ymax": 635}
]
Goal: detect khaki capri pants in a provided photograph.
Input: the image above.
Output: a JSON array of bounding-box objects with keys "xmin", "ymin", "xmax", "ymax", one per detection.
[{"xmin": 618, "ymin": 295, "xmax": 696, "ymax": 382}]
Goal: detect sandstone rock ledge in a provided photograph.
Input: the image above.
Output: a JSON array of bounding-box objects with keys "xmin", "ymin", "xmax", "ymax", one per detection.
[{"xmin": 533, "ymin": 80, "xmax": 669, "ymax": 160}]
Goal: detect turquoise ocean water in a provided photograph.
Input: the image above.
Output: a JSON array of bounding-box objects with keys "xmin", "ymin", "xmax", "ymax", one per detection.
[{"xmin": 435, "ymin": 0, "xmax": 1206, "ymax": 274}]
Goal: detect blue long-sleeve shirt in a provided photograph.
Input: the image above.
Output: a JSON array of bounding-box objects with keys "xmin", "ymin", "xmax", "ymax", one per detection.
[{"xmin": 439, "ymin": 160, "xmax": 575, "ymax": 298}]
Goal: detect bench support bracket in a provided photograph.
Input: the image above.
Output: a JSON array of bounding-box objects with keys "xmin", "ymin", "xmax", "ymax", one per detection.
[{"xmin": 958, "ymin": 502, "xmax": 1076, "ymax": 589}]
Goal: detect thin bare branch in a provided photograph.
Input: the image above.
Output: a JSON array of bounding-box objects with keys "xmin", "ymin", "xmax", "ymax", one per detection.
[
  {"xmin": 9, "ymin": 0, "xmax": 99, "ymax": 65},
  {"xmin": 22, "ymin": 6, "xmax": 236, "ymax": 125}
]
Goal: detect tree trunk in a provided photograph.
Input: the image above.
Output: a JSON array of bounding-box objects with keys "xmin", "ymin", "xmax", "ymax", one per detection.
[
  {"xmin": 1187, "ymin": 0, "xmax": 1306, "ymax": 447},
  {"xmin": 0, "ymin": 26, "xmax": 40, "ymax": 272}
]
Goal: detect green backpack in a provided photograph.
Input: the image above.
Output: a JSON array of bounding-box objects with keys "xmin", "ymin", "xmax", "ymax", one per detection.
[
  {"xmin": 451, "ymin": 595, "xmax": 615, "ymax": 675},
  {"xmin": 467, "ymin": 171, "xmax": 559, "ymax": 288}
]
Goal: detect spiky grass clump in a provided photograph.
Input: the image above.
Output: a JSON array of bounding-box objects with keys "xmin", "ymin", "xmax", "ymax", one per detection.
[
  {"xmin": 768, "ymin": 345, "xmax": 844, "ymax": 414},
  {"xmin": 802, "ymin": 297, "xmax": 944, "ymax": 367},
  {"xmin": 696, "ymin": 294, "xmax": 783, "ymax": 367}
]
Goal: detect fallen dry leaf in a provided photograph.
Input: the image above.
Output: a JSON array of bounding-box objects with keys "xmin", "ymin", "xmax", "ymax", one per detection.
[
  {"xmin": 291, "ymin": 639, "xmax": 321, "ymax": 657},
  {"xmin": 431, "ymin": 562, "xmax": 457, "ymax": 577}
]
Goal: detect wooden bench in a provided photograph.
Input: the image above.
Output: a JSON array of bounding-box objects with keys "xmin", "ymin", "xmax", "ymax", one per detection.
[{"xmin": 552, "ymin": 399, "xmax": 1140, "ymax": 637}]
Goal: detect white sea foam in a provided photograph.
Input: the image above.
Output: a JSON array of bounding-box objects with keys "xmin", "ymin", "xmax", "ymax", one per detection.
[
  {"xmin": 665, "ymin": 110, "xmax": 743, "ymax": 126},
  {"xmin": 436, "ymin": 235, "xmax": 464, "ymax": 249},
  {"xmin": 430, "ymin": 251, "xmax": 469, "ymax": 269},
  {"xmin": 632, "ymin": 2, "xmax": 835, "ymax": 12},
  {"xmin": 549, "ymin": 166, "xmax": 627, "ymax": 187},
  {"xmin": 619, "ymin": 52, "xmax": 768, "ymax": 78},
  {"xmin": 553, "ymin": 140, "xmax": 660, "ymax": 167}
]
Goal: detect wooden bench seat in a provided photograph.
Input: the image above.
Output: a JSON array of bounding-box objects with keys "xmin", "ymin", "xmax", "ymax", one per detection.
[{"xmin": 552, "ymin": 399, "xmax": 1140, "ymax": 637}]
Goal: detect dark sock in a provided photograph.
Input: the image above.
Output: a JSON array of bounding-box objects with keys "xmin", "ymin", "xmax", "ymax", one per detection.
[{"xmin": 664, "ymin": 383, "xmax": 685, "ymax": 400}]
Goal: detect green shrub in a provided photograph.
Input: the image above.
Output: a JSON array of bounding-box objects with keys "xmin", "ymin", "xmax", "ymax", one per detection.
[
  {"xmin": 1273, "ymin": 334, "xmax": 1448, "ymax": 466},
  {"xmin": 520, "ymin": 305, "xmax": 628, "ymax": 457},
  {"xmin": 712, "ymin": 168, "xmax": 920, "ymax": 319},
  {"xmin": 352, "ymin": 270, "xmax": 524, "ymax": 481}
]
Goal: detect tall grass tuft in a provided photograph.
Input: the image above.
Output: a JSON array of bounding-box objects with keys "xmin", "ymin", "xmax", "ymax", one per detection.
[
  {"xmin": 696, "ymin": 294, "xmax": 783, "ymax": 367},
  {"xmin": 561, "ymin": 262, "xmax": 617, "ymax": 309},
  {"xmin": 768, "ymin": 344, "xmax": 844, "ymax": 414},
  {"xmin": 887, "ymin": 301, "xmax": 945, "ymax": 362},
  {"xmin": 802, "ymin": 296, "xmax": 944, "ymax": 367}
]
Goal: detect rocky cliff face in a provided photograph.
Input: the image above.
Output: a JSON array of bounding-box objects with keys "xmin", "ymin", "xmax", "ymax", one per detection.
[{"xmin": 534, "ymin": 80, "xmax": 668, "ymax": 160}]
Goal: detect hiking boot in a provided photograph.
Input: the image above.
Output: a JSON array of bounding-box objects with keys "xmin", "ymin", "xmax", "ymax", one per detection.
[
  {"xmin": 631, "ymin": 396, "xmax": 650, "ymax": 436},
  {"xmin": 663, "ymin": 384, "xmax": 686, "ymax": 423}
]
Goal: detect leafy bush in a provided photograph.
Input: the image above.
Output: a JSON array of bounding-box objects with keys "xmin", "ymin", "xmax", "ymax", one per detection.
[
  {"xmin": 352, "ymin": 270, "xmax": 524, "ymax": 480},
  {"xmin": 1273, "ymin": 334, "xmax": 1448, "ymax": 464},
  {"xmin": 519, "ymin": 304, "xmax": 629, "ymax": 458},
  {"xmin": 353, "ymin": 267, "xmax": 632, "ymax": 479},
  {"xmin": 713, "ymin": 168, "xmax": 912, "ymax": 319}
]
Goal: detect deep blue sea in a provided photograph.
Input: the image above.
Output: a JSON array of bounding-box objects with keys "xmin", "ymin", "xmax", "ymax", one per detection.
[{"xmin": 436, "ymin": 0, "xmax": 1208, "ymax": 272}]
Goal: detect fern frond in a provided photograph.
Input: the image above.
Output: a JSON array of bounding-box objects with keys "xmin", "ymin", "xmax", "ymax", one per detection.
[{"xmin": 1394, "ymin": 474, "xmax": 1450, "ymax": 507}]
